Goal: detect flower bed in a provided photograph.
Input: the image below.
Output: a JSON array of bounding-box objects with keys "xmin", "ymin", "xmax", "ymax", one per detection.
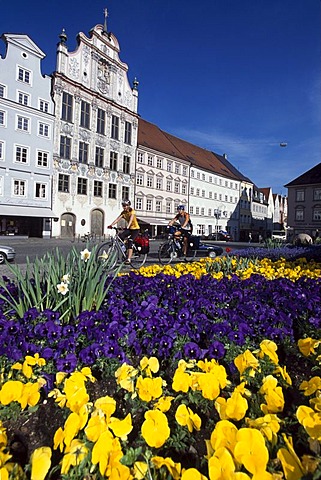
[{"xmin": 0, "ymin": 247, "xmax": 320, "ymax": 479}]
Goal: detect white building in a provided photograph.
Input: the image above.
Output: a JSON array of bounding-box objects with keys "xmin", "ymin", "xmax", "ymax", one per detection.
[
  {"xmin": 0, "ymin": 33, "xmax": 55, "ymax": 237},
  {"xmin": 51, "ymin": 19, "xmax": 139, "ymax": 238}
]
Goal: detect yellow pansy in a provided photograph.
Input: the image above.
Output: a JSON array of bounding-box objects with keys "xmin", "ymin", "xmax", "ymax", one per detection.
[
  {"xmin": 94, "ymin": 395, "xmax": 116, "ymax": 417},
  {"xmin": 141, "ymin": 410, "xmax": 170, "ymax": 448},
  {"xmin": 197, "ymin": 372, "xmax": 223, "ymax": 401},
  {"xmin": 225, "ymin": 391, "xmax": 248, "ymax": 421},
  {"xmin": 115, "ymin": 363, "xmax": 138, "ymax": 392},
  {"xmin": 0, "ymin": 421, "xmax": 7, "ymax": 447},
  {"xmin": 91, "ymin": 432, "xmax": 122, "ymax": 477},
  {"xmin": 140, "ymin": 356, "xmax": 159, "ymax": 376},
  {"xmin": 85, "ymin": 414, "xmax": 108, "ymax": 443},
  {"xmin": 274, "ymin": 365, "xmax": 292, "ymax": 386},
  {"xmin": 208, "ymin": 446, "xmax": 235, "ymax": 479},
  {"xmin": 277, "ymin": 434, "xmax": 305, "ymax": 480},
  {"xmin": 172, "ymin": 368, "xmax": 192, "ymax": 393},
  {"xmin": 154, "ymin": 395, "xmax": 174, "ymax": 412},
  {"xmin": 19, "ymin": 382, "xmax": 41, "ymax": 410},
  {"xmin": 296, "ymin": 405, "xmax": 321, "ymax": 440},
  {"xmin": 109, "ymin": 413, "xmax": 133, "ymax": 440},
  {"xmin": 234, "ymin": 349, "xmax": 260, "ymax": 376},
  {"xmin": 298, "ymin": 338, "xmax": 321, "ymax": 357},
  {"xmin": 234, "ymin": 428, "xmax": 269, "ymax": 475},
  {"xmin": 257, "ymin": 340, "xmax": 279, "ymax": 364},
  {"xmin": 136, "ymin": 375, "xmax": 163, "ymax": 402},
  {"xmin": 53, "ymin": 427, "xmax": 65, "ymax": 452},
  {"xmin": 259, "ymin": 375, "xmax": 284, "ymax": 414},
  {"xmin": 209, "ymin": 420, "xmax": 238, "ymax": 454},
  {"xmin": 80, "ymin": 366, "xmax": 96, "ymax": 383},
  {"xmin": 175, "ymin": 404, "xmax": 201, "ymax": 433},
  {"xmin": 30, "ymin": 446, "xmax": 51, "ymax": 480},
  {"xmin": 214, "ymin": 397, "xmax": 228, "ymax": 420},
  {"xmin": 133, "ymin": 461, "xmax": 148, "ymax": 479},
  {"xmin": 299, "ymin": 377, "xmax": 321, "ymax": 396},
  {"xmin": 245, "ymin": 414, "xmax": 280, "ymax": 445},
  {"xmin": 0, "ymin": 380, "xmax": 23, "ymax": 405},
  {"xmin": 181, "ymin": 467, "xmax": 208, "ymax": 479},
  {"xmin": 152, "ymin": 456, "xmax": 182, "ymax": 479},
  {"xmin": 25, "ymin": 353, "xmax": 46, "ymax": 368},
  {"xmin": 63, "ymin": 412, "xmax": 81, "ymax": 448},
  {"xmin": 61, "ymin": 439, "xmax": 88, "ymax": 475}
]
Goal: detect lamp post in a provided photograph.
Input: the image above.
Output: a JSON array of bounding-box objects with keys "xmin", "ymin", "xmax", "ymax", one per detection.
[{"xmin": 214, "ymin": 208, "xmax": 221, "ymax": 239}]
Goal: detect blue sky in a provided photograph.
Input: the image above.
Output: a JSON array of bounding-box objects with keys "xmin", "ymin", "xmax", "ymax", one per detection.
[{"xmin": 1, "ymin": 0, "xmax": 320, "ymax": 194}]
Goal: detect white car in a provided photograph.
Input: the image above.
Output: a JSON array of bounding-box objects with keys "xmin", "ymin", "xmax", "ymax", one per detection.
[
  {"xmin": 271, "ymin": 231, "xmax": 286, "ymax": 241},
  {"xmin": 0, "ymin": 245, "xmax": 16, "ymax": 264}
]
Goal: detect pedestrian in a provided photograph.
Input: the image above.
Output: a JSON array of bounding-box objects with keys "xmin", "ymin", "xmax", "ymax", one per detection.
[{"xmin": 248, "ymin": 232, "xmax": 252, "ymax": 244}]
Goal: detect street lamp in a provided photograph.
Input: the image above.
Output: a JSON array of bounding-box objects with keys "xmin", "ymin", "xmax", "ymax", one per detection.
[{"xmin": 214, "ymin": 209, "xmax": 221, "ymax": 238}]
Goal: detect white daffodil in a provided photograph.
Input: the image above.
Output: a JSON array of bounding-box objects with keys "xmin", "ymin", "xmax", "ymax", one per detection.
[
  {"xmin": 57, "ymin": 282, "xmax": 69, "ymax": 295},
  {"xmin": 80, "ymin": 248, "xmax": 91, "ymax": 262},
  {"xmin": 62, "ymin": 273, "xmax": 70, "ymax": 284}
]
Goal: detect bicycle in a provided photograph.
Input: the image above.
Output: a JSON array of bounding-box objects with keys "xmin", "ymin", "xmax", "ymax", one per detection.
[
  {"xmin": 158, "ymin": 225, "xmax": 197, "ymax": 265},
  {"xmin": 96, "ymin": 227, "xmax": 148, "ymax": 273}
]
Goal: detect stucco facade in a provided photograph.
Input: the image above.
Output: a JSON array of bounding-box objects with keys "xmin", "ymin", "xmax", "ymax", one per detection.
[{"xmin": 0, "ymin": 34, "xmax": 55, "ymax": 237}]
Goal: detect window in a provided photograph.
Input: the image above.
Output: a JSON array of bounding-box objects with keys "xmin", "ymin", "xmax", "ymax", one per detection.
[
  {"xmin": 190, "ymin": 187, "xmax": 194, "ymax": 195},
  {"xmin": 18, "ymin": 67, "xmax": 30, "ymax": 84},
  {"xmin": 296, "ymin": 190, "xmax": 305, "ymax": 202},
  {"xmin": 79, "ymin": 142, "xmax": 89, "ymax": 163},
  {"xmin": 80, "ymin": 101, "xmax": 90, "ymax": 129},
  {"xmin": 94, "ymin": 180, "xmax": 103, "ymax": 197},
  {"xmin": 39, "ymin": 99, "xmax": 49, "ymax": 112},
  {"xmin": 191, "ymin": 170, "xmax": 194, "ymax": 178},
  {"xmin": 60, "ymin": 136, "xmax": 71, "ymax": 159},
  {"xmin": 38, "ymin": 123, "xmax": 49, "ymax": 137},
  {"xmin": 122, "ymin": 186, "xmax": 129, "ymax": 200},
  {"xmin": 157, "ymin": 157, "xmax": 163, "ymax": 169},
  {"xmin": 295, "ymin": 207, "xmax": 304, "ymax": 221},
  {"xmin": 58, "ymin": 174, "xmax": 69, "ymax": 193},
  {"xmin": 96, "ymin": 108, "xmax": 105, "ymax": 135},
  {"xmin": 167, "ymin": 161, "xmax": 172, "ymax": 172},
  {"xmin": 313, "ymin": 206, "xmax": 321, "ymax": 221},
  {"xmin": 202, "ymin": 190, "xmax": 205, "ymax": 197},
  {"xmin": 209, "ymin": 191, "xmax": 212, "ymax": 199},
  {"xmin": 190, "ymin": 206, "xmax": 194, "ymax": 214},
  {"xmin": 182, "ymin": 166, "xmax": 187, "ymax": 176},
  {"xmin": 15, "ymin": 145, "xmax": 28, "ymax": 163},
  {"xmin": 124, "ymin": 121, "xmax": 132, "ymax": 144},
  {"xmin": 197, "ymin": 172, "xmax": 200, "ymax": 179},
  {"xmin": 17, "ymin": 116, "xmax": 29, "ymax": 132},
  {"xmin": 136, "ymin": 173, "xmax": 143, "ymax": 186},
  {"xmin": 135, "ymin": 197, "xmax": 143, "ymax": 210},
  {"xmin": 156, "ymin": 178, "xmax": 162, "ymax": 190},
  {"xmin": 174, "ymin": 182, "xmax": 180, "ymax": 193},
  {"xmin": 18, "ymin": 91, "xmax": 29, "ymax": 106},
  {"xmin": 137, "ymin": 152, "xmax": 144, "ymax": 163},
  {"xmin": 175, "ymin": 163, "xmax": 180, "ymax": 174},
  {"xmin": 182, "ymin": 184, "xmax": 186, "ymax": 195},
  {"xmin": 111, "ymin": 115, "xmax": 119, "ymax": 140},
  {"xmin": 314, "ymin": 188, "xmax": 321, "ymax": 201},
  {"xmin": 14, "ymin": 179, "xmax": 26, "ymax": 196},
  {"xmin": 109, "ymin": 151, "xmax": 118, "ymax": 171},
  {"xmin": 202, "ymin": 173, "xmax": 205, "ymax": 181},
  {"xmin": 77, "ymin": 178, "xmax": 88, "ymax": 195},
  {"xmin": 61, "ymin": 92, "xmax": 73, "ymax": 122},
  {"xmin": 0, "ymin": 176, "xmax": 3, "ymax": 196},
  {"xmin": 0, "ymin": 111, "xmax": 5, "ymax": 126},
  {"xmin": 35, "ymin": 183, "xmax": 47, "ymax": 199},
  {"xmin": 156, "ymin": 200, "xmax": 161, "ymax": 212},
  {"xmin": 123, "ymin": 156, "xmax": 130, "ymax": 174},
  {"xmin": 0, "ymin": 141, "xmax": 3, "ymax": 160},
  {"xmin": 108, "ymin": 183, "xmax": 117, "ymax": 199},
  {"xmin": 166, "ymin": 180, "xmax": 172, "ymax": 191},
  {"xmin": 196, "ymin": 188, "xmax": 200, "ymax": 196},
  {"xmin": 208, "ymin": 208, "xmax": 212, "ymax": 216},
  {"xmin": 166, "ymin": 201, "xmax": 171, "ymax": 214},
  {"xmin": 146, "ymin": 199, "xmax": 152, "ymax": 211},
  {"xmin": 0, "ymin": 85, "xmax": 5, "ymax": 97},
  {"xmin": 147, "ymin": 175, "xmax": 153, "ymax": 188},
  {"xmin": 196, "ymin": 207, "xmax": 200, "ymax": 215},
  {"xmin": 37, "ymin": 150, "xmax": 49, "ymax": 167},
  {"xmin": 147, "ymin": 155, "xmax": 153, "ymax": 166},
  {"xmin": 95, "ymin": 147, "xmax": 104, "ymax": 168}
]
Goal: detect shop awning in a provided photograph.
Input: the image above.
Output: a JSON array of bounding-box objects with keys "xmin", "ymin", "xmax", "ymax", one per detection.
[
  {"xmin": 138, "ymin": 216, "xmax": 170, "ymax": 226},
  {"xmin": 0, "ymin": 205, "xmax": 58, "ymax": 218}
]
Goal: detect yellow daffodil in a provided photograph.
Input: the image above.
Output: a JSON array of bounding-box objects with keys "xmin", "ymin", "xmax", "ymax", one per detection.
[
  {"xmin": 154, "ymin": 395, "xmax": 174, "ymax": 412},
  {"xmin": 140, "ymin": 356, "xmax": 159, "ymax": 376},
  {"xmin": 0, "ymin": 380, "xmax": 23, "ymax": 405},
  {"xmin": 234, "ymin": 349, "xmax": 260, "ymax": 377},
  {"xmin": 136, "ymin": 375, "xmax": 163, "ymax": 402},
  {"xmin": 259, "ymin": 375, "xmax": 284, "ymax": 414},
  {"xmin": 141, "ymin": 410, "xmax": 170, "ymax": 448},
  {"xmin": 61, "ymin": 439, "xmax": 88, "ymax": 475},
  {"xmin": 299, "ymin": 376, "xmax": 321, "ymax": 396},
  {"xmin": 277, "ymin": 434, "xmax": 305, "ymax": 480},
  {"xmin": 208, "ymin": 446, "xmax": 235, "ymax": 479},
  {"xmin": 234, "ymin": 428, "xmax": 269, "ymax": 475},
  {"xmin": 175, "ymin": 404, "xmax": 201, "ymax": 432},
  {"xmin": 152, "ymin": 456, "xmax": 182, "ymax": 479},
  {"xmin": 30, "ymin": 446, "xmax": 51, "ymax": 480},
  {"xmin": 80, "ymin": 248, "xmax": 91, "ymax": 262},
  {"xmin": 115, "ymin": 363, "xmax": 138, "ymax": 392},
  {"xmin": 298, "ymin": 338, "xmax": 321, "ymax": 357}
]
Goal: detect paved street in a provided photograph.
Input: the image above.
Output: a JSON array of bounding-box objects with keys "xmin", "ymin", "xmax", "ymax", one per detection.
[{"xmin": 0, "ymin": 236, "xmax": 252, "ymax": 279}]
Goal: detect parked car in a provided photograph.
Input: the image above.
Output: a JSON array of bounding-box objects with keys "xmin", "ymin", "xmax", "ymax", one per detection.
[
  {"xmin": 0, "ymin": 245, "xmax": 16, "ymax": 264},
  {"xmin": 205, "ymin": 230, "xmax": 232, "ymax": 241}
]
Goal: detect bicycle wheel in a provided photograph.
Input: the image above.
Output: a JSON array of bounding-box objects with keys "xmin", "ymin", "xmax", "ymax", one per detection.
[
  {"xmin": 185, "ymin": 248, "xmax": 197, "ymax": 262},
  {"xmin": 96, "ymin": 242, "xmax": 118, "ymax": 273},
  {"xmin": 130, "ymin": 249, "xmax": 148, "ymax": 269},
  {"xmin": 158, "ymin": 241, "xmax": 176, "ymax": 265}
]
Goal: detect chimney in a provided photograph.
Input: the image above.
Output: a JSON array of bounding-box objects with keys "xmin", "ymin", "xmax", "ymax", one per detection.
[{"xmin": 223, "ymin": 153, "xmax": 228, "ymax": 159}]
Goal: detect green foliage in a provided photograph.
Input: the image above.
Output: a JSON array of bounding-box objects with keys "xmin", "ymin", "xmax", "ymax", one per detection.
[
  {"xmin": 0, "ymin": 246, "xmax": 120, "ymax": 323},
  {"xmin": 205, "ymin": 255, "xmax": 259, "ymax": 275}
]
